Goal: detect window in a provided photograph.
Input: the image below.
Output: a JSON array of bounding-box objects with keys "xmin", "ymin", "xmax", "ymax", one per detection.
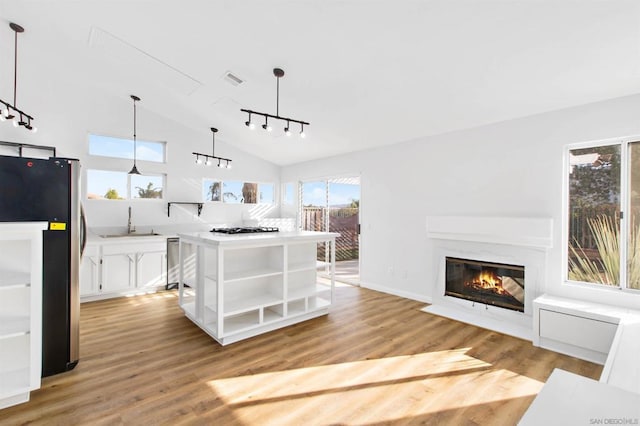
[
  {"xmin": 203, "ymin": 179, "xmax": 222, "ymax": 202},
  {"xmin": 203, "ymin": 180, "xmax": 274, "ymax": 204},
  {"xmin": 87, "ymin": 169, "xmax": 164, "ymax": 200},
  {"xmin": 89, "ymin": 134, "xmax": 165, "ymax": 162},
  {"xmin": 259, "ymin": 183, "xmax": 274, "ymax": 204},
  {"xmin": 566, "ymin": 139, "xmax": 639, "ymax": 291}
]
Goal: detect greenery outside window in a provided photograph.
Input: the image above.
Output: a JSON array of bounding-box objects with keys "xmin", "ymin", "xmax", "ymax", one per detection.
[
  {"xmin": 203, "ymin": 179, "xmax": 222, "ymax": 202},
  {"xmin": 566, "ymin": 139, "xmax": 639, "ymax": 291},
  {"xmin": 87, "ymin": 169, "xmax": 164, "ymax": 200},
  {"xmin": 202, "ymin": 180, "xmax": 274, "ymax": 204}
]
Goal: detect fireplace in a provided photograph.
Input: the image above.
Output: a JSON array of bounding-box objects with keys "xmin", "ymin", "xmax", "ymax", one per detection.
[{"xmin": 445, "ymin": 257, "xmax": 525, "ymax": 312}]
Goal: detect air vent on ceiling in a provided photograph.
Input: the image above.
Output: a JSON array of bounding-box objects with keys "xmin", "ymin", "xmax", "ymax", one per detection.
[{"xmin": 223, "ymin": 71, "xmax": 244, "ymax": 86}]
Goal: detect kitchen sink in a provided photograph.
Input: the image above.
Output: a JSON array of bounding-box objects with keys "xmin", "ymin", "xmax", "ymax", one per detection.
[{"xmin": 100, "ymin": 232, "xmax": 162, "ymax": 238}]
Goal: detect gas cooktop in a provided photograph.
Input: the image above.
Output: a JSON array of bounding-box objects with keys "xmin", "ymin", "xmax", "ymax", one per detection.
[{"xmin": 210, "ymin": 226, "xmax": 279, "ymax": 235}]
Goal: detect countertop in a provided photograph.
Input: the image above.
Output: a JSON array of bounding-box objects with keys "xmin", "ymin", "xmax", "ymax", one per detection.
[{"xmin": 178, "ymin": 230, "xmax": 339, "ymax": 247}]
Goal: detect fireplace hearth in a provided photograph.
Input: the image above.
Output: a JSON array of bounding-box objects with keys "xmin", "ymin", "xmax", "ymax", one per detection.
[{"xmin": 445, "ymin": 257, "xmax": 525, "ymax": 312}]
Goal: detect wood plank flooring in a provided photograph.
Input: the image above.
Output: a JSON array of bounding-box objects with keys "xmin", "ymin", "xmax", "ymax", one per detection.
[{"xmin": 0, "ymin": 286, "xmax": 601, "ymax": 425}]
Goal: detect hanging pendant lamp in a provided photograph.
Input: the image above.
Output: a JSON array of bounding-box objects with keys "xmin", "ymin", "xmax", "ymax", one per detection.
[
  {"xmin": 0, "ymin": 22, "xmax": 36, "ymax": 132},
  {"xmin": 128, "ymin": 95, "xmax": 141, "ymax": 175}
]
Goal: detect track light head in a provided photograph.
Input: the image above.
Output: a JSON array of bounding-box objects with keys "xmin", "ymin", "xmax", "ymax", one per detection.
[
  {"xmin": 262, "ymin": 117, "xmax": 272, "ymax": 132},
  {"xmin": 300, "ymin": 123, "xmax": 306, "ymax": 138}
]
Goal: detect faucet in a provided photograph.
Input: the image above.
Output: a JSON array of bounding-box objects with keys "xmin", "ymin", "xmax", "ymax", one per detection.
[{"xmin": 127, "ymin": 206, "xmax": 135, "ymax": 234}]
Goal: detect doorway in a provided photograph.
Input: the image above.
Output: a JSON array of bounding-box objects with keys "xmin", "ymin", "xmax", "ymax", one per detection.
[{"xmin": 300, "ymin": 176, "xmax": 360, "ymax": 285}]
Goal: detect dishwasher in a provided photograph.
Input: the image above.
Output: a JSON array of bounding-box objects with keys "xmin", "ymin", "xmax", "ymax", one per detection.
[{"xmin": 166, "ymin": 237, "xmax": 195, "ymax": 290}]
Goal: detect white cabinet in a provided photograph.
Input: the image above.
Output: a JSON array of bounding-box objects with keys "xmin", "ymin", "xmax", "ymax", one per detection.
[
  {"xmin": 178, "ymin": 231, "xmax": 338, "ymax": 345},
  {"xmin": 136, "ymin": 250, "xmax": 166, "ymax": 289},
  {"xmin": 79, "ymin": 242, "xmax": 100, "ymax": 296},
  {"xmin": 533, "ymin": 294, "xmax": 626, "ymax": 364},
  {"xmin": 101, "ymin": 252, "xmax": 135, "ymax": 293},
  {"xmin": 0, "ymin": 222, "xmax": 47, "ymax": 410},
  {"xmin": 80, "ymin": 239, "xmax": 167, "ymax": 301}
]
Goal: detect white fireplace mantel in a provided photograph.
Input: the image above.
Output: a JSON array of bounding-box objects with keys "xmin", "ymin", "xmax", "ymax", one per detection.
[
  {"xmin": 426, "ymin": 216, "xmax": 553, "ymax": 249},
  {"xmin": 424, "ymin": 216, "xmax": 554, "ymax": 341}
]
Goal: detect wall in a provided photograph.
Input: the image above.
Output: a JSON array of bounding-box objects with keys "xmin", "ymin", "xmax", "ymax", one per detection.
[
  {"xmin": 281, "ymin": 94, "xmax": 640, "ymax": 310},
  {"xmin": 0, "ymin": 66, "xmax": 281, "ymax": 230}
]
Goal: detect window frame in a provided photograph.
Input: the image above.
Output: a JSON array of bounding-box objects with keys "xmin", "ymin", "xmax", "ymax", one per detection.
[
  {"xmin": 88, "ymin": 133, "xmax": 167, "ymax": 163},
  {"xmin": 86, "ymin": 168, "xmax": 166, "ymax": 201},
  {"xmin": 563, "ymin": 136, "xmax": 635, "ymax": 292}
]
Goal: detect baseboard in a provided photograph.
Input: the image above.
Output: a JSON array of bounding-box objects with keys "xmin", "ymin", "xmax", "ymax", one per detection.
[{"xmin": 360, "ymin": 281, "xmax": 432, "ymax": 304}]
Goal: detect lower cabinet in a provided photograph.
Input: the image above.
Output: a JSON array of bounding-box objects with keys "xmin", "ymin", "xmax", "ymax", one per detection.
[
  {"xmin": 80, "ymin": 243, "xmax": 100, "ymax": 296},
  {"xmin": 80, "ymin": 239, "xmax": 166, "ymax": 301}
]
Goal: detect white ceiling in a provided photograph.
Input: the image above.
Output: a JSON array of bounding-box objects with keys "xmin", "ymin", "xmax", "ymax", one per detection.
[{"xmin": 2, "ymin": 0, "xmax": 640, "ymax": 165}]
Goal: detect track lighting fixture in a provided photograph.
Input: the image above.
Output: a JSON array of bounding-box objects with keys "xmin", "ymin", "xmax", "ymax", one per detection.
[
  {"xmin": 241, "ymin": 67, "xmax": 309, "ymax": 138},
  {"xmin": 0, "ymin": 23, "xmax": 36, "ymax": 132},
  {"xmin": 193, "ymin": 127, "xmax": 233, "ymax": 169},
  {"xmin": 128, "ymin": 95, "xmax": 142, "ymax": 175}
]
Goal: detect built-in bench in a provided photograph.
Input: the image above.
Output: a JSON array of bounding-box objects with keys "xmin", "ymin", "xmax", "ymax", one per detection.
[
  {"xmin": 533, "ymin": 294, "xmax": 640, "ymax": 364},
  {"xmin": 519, "ymin": 296, "xmax": 640, "ymax": 424}
]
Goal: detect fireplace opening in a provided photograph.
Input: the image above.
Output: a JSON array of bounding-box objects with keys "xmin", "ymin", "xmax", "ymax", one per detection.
[{"xmin": 445, "ymin": 257, "xmax": 525, "ymax": 312}]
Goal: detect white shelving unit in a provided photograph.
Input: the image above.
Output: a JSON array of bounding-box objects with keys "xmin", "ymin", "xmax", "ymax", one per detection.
[
  {"xmin": 177, "ymin": 231, "xmax": 338, "ymax": 345},
  {"xmin": 0, "ymin": 222, "xmax": 47, "ymax": 410}
]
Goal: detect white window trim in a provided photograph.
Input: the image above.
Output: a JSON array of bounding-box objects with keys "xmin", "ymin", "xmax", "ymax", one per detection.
[{"xmin": 563, "ymin": 135, "xmax": 639, "ymax": 292}]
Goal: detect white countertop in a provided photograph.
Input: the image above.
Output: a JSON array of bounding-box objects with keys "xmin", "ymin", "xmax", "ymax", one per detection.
[{"xmin": 178, "ymin": 230, "xmax": 339, "ymax": 246}]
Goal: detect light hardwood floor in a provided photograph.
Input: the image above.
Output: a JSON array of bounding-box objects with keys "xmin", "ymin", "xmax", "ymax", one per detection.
[{"xmin": 1, "ymin": 286, "xmax": 601, "ymax": 425}]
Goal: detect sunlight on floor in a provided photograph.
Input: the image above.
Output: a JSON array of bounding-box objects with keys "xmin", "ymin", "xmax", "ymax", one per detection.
[{"xmin": 206, "ymin": 349, "xmax": 544, "ymax": 423}]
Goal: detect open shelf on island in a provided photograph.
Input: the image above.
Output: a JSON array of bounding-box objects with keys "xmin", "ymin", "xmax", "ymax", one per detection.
[
  {"xmin": 0, "ymin": 316, "xmax": 30, "ymax": 339},
  {"xmin": 225, "ymin": 267, "xmax": 283, "ymax": 283},
  {"xmin": 222, "ymin": 294, "xmax": 283, "ymax": 316},
  {"xmin": 0, "ymin": 271, "xmax": 30, "ymax": 289}
]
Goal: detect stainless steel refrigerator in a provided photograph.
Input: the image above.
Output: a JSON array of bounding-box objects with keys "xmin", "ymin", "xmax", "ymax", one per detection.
[{"xmin": 0, "ymin": 154, "xmax": 84, "ymax": 377}]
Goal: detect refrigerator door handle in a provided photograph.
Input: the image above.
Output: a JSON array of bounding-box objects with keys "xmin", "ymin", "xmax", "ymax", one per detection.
[{"xmin": 80, "ymin": 204, "xmax": 87, "ymax": 258}]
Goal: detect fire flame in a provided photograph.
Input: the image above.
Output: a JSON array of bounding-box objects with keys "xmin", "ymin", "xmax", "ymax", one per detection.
[{"xmin": 465, "ymin": 270, "xmax": 510, "ymax": 295}]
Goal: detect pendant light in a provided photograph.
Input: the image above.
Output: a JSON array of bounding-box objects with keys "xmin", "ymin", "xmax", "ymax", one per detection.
[
  {"xmin": 241, "ymin": 67, "xmax": 309, "ymax": 138},
  {"xmin": 128, "ymin": 95, "xmax": 141, "ymax": 175},
  {"xmin": 193, "ymin": 127, "xmax": 233, "ymax": 169},
  {"xmin": 0, "ymin": 22, "xmax": 36, "ymax": 132}
]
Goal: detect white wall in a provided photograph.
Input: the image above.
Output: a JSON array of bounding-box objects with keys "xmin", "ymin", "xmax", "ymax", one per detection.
[
  {"xmin": 281, "ymin": 94, "xmax": 640, "ymax": 310},
  {"xmin": 0, "ymin": 68, "xmax": 281, "ymax": 230}
]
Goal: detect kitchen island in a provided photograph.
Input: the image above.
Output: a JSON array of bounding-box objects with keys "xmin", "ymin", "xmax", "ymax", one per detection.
[{"xmin": 177, "ymin": 230, "xmax": 338, "ymax": 345}]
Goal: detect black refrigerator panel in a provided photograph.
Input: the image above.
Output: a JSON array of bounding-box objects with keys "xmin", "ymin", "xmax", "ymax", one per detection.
[
  {"xmin": 0, "ymin": 155, "xmax": 80, "ymax": 377},
  {"xmin": 0, "ymin": 156, "xmax": 70, "ymax": 223}
]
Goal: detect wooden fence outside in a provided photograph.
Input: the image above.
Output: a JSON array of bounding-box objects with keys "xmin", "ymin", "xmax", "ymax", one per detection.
[{"xmin": 302, "ymin": 207, "xmax": 359, "ymax": 261}]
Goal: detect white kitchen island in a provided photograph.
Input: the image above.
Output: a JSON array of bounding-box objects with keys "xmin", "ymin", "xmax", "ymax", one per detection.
[{"xmin": 177, "ymin": 230, "xmax": 339, "ymax": 345}]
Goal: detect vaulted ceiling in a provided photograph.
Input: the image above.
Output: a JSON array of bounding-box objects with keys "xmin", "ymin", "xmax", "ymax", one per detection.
[{"xmin": 2, "ymin": 0, "xmax": 640, "ymax": 165}]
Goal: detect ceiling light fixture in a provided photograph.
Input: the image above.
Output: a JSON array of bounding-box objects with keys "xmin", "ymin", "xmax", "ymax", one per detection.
[
  {"xmin": 193, "ymin": 127, "xmax": 233, "ymax": 169},
  {"xmin": 0, "ymin": 23, "xmax": 36, "ymax": 132},
  {"xmin": 241, "ymin": 67, "xmax": 309, "ymax": 138},
  {"xmin": 128, "ymin": 95, "xmax": 141, "ymax": 175}
]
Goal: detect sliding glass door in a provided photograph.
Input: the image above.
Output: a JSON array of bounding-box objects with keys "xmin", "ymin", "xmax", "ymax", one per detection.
[{"xmin": 300, "ymin": 177, "xmax": 360, "ymax": 285}]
